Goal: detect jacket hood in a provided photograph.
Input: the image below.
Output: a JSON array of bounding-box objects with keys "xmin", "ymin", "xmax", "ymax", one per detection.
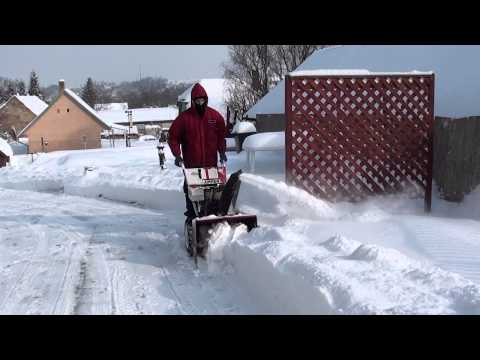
[{"xmin": 191, "ymin": 83, "xmax": 208, "ymax": 105}]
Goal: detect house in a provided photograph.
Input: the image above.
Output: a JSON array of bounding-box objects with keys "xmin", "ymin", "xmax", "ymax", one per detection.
[
  {"xmin": 0, "ymin": 137, "xmax": 13, "ymax": 167},
  {"xmin": 246, "ymin": 45, "xmax": 480, "ymax": 131},
  {"xmin": 19, "ymin": 80, "xmax": 110, "ymax": 153},
  {"xmin": 94, "ymin": 102, "xmax": 128, "ymax": 111},
  {"xmin": 0, "ymin": 95, "xmax": 48, "ymax": 135},
  {"xmin": 177, "ymin": 79, "xmax": 230, "ymax": 118},
  {"xmin": 98, "ymin": 107, "xmax": 178, "ymax": 135}
]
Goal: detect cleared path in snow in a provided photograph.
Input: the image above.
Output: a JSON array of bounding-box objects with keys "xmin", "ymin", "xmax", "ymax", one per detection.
[{"xmin": 0, "ymin": 188, "xmax": 259, "ymax": 315}]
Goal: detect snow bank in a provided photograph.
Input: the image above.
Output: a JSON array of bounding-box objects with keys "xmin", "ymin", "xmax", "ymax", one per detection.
[
  {"xmin": 242, "ymin": 132, "xmax": 284, "ymax": 151},
  {"xmin": 232, "ymin": 121, "xmax": 256, "ymax": 134},
  {"xmin": 206, "ymin": 225, "xmax": 480, "ymax": 314},
  {"xmin": 3, "ymin": 141, "xmax": 480, "ymax": 314},
  {"xmin": 0, "ymin": 138, "xmax": 13, "ymax": 157}
]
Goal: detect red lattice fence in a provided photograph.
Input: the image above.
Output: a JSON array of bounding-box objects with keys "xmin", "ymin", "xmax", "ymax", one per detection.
[{"xmin": 285, "ymin": 72, "xmax": 435, "ymax": 211}]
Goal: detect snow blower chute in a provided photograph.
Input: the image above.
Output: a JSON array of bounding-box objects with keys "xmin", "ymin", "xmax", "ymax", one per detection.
[{"xmin": 182, "ymin": 163, "xmax": 257, "ymax": 265}]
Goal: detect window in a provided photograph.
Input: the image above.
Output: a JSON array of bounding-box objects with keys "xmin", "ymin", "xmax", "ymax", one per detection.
[{"xmin": 67, "ymin": 108, "xmax": 70, "ymax": 112}]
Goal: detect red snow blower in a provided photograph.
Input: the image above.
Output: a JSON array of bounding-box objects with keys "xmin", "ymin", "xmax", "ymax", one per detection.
[{"xmin": 182, "ymin": 163, "xmax": 257, "ymax": 266}]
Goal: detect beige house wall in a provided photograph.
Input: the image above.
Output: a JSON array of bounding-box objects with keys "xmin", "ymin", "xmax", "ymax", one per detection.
[
  {"xmin": 0, "ymin": 97, "xmax": 36, "ymax": 134},
  {"xmin": 24, "ymin": 94, "xmax": 105, "ymax": 153}
]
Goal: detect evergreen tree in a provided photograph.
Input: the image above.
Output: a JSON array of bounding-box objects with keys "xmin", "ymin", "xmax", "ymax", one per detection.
[
  {"xmin": 81, "ymin": 77, "xmax": 97, "ymax": 108},
  {"xmin": 17, "ymin": 80, "xmax": 26, "ymax": 95},
  {"xmin": 7, "ymin": 81, "xmax": 16, "ymax": 97},
  {"xmin": 28, "ymin": 70, "xmax": 42, "ymax": 97}
]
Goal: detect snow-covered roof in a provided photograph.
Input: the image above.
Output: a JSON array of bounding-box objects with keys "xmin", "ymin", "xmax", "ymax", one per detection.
[
  {"xmin": 102, "ymin": 123, "xmax": 139, "ymax": 135},
  {"xmin": 64, "ymin": 89, "xmax": 110, "ymax": 129},
  {"xmin": 94, "ymin": 102, "xmax": 128, "ymax": 111},
  {"xmin": 15, "ymin": 96, "xmax": 49, "ymax": 115},
  {"xmin": 246, "ymin": 45, "xmax": 480, "ymax": 118},
  {"xmin": 0, "ymin": 95, "xmax": 48, "ymax": 116},
  {"xmin": 232, "ymin": 121, "xmax": 256, "ymax": 134},
  {"xmin": 177, "ymin": 78, "xmax": 229, "ymax": 117},
  {"xmin": 0, "ymin": 137, "xmax": 13, "ymax": 157},
  {"xmin": 289, "ymin": 69, "xmax": 433, "ymax": 77},
  {"xmin": 98, "ymin": 107, "xmax": 178, "ymax": 125}
]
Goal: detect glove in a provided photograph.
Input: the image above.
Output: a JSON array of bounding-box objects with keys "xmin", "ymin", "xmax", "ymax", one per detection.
[
  {"xmin": 174, "ymin": 156, "xmax": 183, "ymax": 167},
  {"xmin": 219, "ymin": 152, "xmax": 227, "ymax": 163}
]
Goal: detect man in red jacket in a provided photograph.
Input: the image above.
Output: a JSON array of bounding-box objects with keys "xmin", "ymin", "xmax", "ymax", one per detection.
[{"xmin": 168, "ymin": 83, "xmax": 227, "ymax": 219}]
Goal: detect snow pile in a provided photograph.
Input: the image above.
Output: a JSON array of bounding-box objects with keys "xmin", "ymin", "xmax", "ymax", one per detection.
[
  {"xmin": 242, "ymin": 132, "xmax": 284, "ymax": 151},
  {"xmin": 209, "ymin": 228, "xmax": 480, "ymax": 314},
  {"xmin": 206, "ymin": 175, "xmax": 480, "ymax": 314},
  {"xmin": 0, "ymin": 138, "xmax": 13, "ymax": 157},
  {"xmin": 232, "ymin": 121, "xmax": 256, "ymax": 134}
]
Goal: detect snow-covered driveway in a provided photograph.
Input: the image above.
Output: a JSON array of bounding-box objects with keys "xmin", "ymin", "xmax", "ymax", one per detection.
[{"xmin": 0, "ymin": 188, "xmax": 258, "ymax": 315}]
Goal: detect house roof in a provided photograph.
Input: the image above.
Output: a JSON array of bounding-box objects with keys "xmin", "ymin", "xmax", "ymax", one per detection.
[
  {"xmin": 98, "ymin": 107, "xmax": 178, "ymax": 125},
  {"xmin": 177, "ymin": 78, "xmax": 229, "ymax": 116},
  {"xmin": 245, "ymin": 45, "xmax": 480, "ymax": 118},
  {"xmin": 19, "ymin": 88, "xmax": 110, "ymax": 136},
  {"xmin": 0, "ymin": 95, "xmax": 48, "ymax": 116},
  {"xmin": 94, "ymin": 102, "xmax": 128, "ymax": 111}
]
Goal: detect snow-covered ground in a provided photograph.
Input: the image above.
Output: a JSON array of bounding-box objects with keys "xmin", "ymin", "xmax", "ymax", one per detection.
[{"xmin": 1, "ymin": 141, "xmax": 480, "ymax": 314}]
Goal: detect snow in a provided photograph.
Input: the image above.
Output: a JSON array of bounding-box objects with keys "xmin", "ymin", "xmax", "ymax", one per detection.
[
  {"xmin": 14, "ymin": 96, "xmax": 48, "ymax": 116},
  {"xmin": 178, "ymin": 79, "xmax": 229, "ymax": 117},
  {"xmin": 232, "ymin": 121, "xmax": 256, "ymax": 134},
  {"xmin": 242, "ymin": 132, "xmax": 284, "ymax": 151},
  {"xmin": 290, "ymin": 69, "xmax": 433, "ymax": 76},
  {"xmin": 1, "ymin": 142, "xmax": 480, "ymax": 314},
  {"xmin": 246, "ymin": 45, "xmax": 480, "ymax": 118},
  {"xmin": 0, "ymin": 138, "xmax": 13, "ymax": 157}
]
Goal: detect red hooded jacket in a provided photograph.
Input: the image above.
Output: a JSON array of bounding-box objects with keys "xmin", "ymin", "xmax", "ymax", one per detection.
[{"xmin": 168, "ymin": 83, "xmax": 227, "ymax": 168}]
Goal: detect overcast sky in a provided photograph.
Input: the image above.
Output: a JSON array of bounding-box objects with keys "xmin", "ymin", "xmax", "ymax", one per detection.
[{"xmin": 0, "ymin": 45, "xmax": 229, "ymax": 88}]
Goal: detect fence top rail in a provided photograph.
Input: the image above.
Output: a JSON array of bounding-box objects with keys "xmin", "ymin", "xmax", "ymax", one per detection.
[{"xmin": 288, "ymin": 70, "xmax": 434, "ymax": 78}]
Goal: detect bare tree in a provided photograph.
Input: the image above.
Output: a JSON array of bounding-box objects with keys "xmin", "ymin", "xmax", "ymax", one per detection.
[{"xmin": 223, "ymin": 45, "xmax": 329, "ymax": 117}]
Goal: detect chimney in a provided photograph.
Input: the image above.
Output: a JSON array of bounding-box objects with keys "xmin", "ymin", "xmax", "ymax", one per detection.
[{"xmin": 58, "ymin": 79, "xmax": 65, "ymax": 95}]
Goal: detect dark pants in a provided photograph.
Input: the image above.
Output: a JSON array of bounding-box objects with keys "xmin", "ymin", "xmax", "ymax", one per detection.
[{"xmin": 183, "ymin": 180, "xmax": 195, "ymax": 219}]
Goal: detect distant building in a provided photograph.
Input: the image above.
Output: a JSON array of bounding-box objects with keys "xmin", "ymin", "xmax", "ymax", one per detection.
[
  {"xmin": 98, "ymin": 107, "xmax": 178, "ymax": 135},
  {"xmin": 0, "ymin": 95, "xmax": 48, "ymax": 135},
  {"xmin": 19, "ymin": 80, "xmax": 110, "ymax": 153},
  {"xmin": 94, "ymin": 102, "xmax": 128, "ymax": 111}
]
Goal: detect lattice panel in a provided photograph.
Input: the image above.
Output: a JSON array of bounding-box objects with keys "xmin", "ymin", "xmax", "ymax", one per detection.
[{"xmin": 285, "ymin": 74, "xmax": 434, "ymax": 207}]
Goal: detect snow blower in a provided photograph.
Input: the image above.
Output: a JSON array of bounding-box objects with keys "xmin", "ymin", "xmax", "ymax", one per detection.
[{"xmin": 182, "ymin": 163, "xmax": 257, "ymax": 266}]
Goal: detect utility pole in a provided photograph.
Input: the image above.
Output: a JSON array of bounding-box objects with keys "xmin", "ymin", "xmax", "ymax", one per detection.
[{"xmin": 125, "ymin": 110, "xmax": 133, "ymax": 147}]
